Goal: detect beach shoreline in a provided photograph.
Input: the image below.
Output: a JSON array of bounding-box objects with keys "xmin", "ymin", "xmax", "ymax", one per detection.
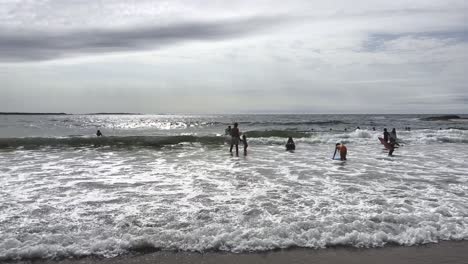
[{"xmin": 6, "ymin": 241, "xmax": 468, "ymax": 264}]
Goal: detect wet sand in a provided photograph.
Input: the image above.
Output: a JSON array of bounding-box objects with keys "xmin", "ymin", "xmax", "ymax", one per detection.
[{"xmin": 7, "ymin": 241, "xmax": 468, "ymax": 264}]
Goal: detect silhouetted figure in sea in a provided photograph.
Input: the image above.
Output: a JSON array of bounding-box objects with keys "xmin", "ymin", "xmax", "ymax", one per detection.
[
  {"xmin": 225, "ymin": 126, "xmax": 232, "ymax": 136},
  {"xmin": 389, "ymin": 128, "xmax": 401, "ymax": 147},
  {"xmin": 383, "ymin": 128, "xmax": 389, "ymax": 143},
  {"xmin": 357, "ymin": 126, "xmax": 361, "ymax": 130},
  {"xmin": 344, "ymin": 128, "xmax": 347, "ymax": 132},
  {"xmin": 286, "ymin": 137, "xmax": 295, "ymax": 151},
  {"xmin": 372, "ymin": 127, "xmax": 376, "ymax": 131},
  {"xmin": 96, "ymin": 130, "xmax": 103, "ymax": 137},
  {"xmin": 389, "ymin": 128, "xmax": 397, "ymax": 141},
  {"xmin": 230, "ymin": 123, "xmax": 240, "ymax": 156},
  {"xmin": 241, "ymin": 134, "xmax": 248, "ymax": 156}
]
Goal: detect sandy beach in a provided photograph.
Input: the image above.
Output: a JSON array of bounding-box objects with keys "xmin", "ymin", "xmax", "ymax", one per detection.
[{"xmin": 5, "ymin": 241, "xmax": 466, "ymax": 264}]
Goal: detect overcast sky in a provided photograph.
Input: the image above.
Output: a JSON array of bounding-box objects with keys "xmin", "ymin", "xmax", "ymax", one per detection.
[{"xmin": 1, "ymin": 0, "xmax": 467, "ymax": 114}]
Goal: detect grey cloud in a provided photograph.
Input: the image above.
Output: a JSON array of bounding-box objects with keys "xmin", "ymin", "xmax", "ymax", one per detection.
[
  {"xmin": 361, "ymin": 30, "xmax": 468, "ymax": 52},
  {"xmin": 0, "ymin": 16, "xmax": 289, "ymax": 62}
]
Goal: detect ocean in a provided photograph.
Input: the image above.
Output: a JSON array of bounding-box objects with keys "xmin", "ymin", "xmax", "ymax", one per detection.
[{"xmin": 0, "ymin": 114, "xmax": 467, "ymax": 261}]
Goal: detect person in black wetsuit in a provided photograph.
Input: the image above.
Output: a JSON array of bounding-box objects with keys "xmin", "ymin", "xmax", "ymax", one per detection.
[
  {"xmin": 286, "ymin": 137, "xmax": 295, "ymax": 151},
  {"xmin": 383, "ymin": 128, "xmax": 389, "ymax": 143},
  {"xmin": 96, "ymin": 130, "xmax": 103, "ymax": 137}
]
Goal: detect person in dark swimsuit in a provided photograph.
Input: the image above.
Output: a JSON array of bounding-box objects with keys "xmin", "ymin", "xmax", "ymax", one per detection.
[
  {"xmin": 286, "ymin": 137, "xmax": 295, "ymax": 151},
  {"xmin": 96, "ymin": 130, "xmax": 103, "ymax": 137},
  {"xmin": 383, "ymin": 128, "xmax": 389, "ymax": 143}
]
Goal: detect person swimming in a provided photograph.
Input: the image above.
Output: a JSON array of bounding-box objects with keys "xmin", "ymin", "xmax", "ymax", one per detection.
[
  {"xmin": 96, "ymin": 130, "xmax": 103, "ymax": 137},
  {"xmin": 286, "ymin": 137, "xmax": 295, "ymax": 151}
]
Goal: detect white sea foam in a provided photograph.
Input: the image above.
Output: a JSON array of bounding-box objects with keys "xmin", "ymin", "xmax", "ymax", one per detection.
[
  {"xmin": 1, "ymin": 140, "xmax": 467, "ymax": 260},
  {"xmin": 1, "ymin": 114, "xmax": 468, "ymax": 260}
]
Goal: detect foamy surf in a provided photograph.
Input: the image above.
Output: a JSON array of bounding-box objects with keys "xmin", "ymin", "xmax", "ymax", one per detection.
[{"xmin": 0, "ymin": 114, "xmax": 467, "ymax": 261}]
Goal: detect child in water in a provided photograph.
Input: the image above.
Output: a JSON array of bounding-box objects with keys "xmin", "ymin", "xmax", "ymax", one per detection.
[{"xmin": 241, "ymin": 134, "xmax": 248, "ymax": 155}]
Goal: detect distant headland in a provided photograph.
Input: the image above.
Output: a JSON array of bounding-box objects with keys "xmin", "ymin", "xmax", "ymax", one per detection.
[
  {"xmin": 0, "ymin": 112, "xmax": 68, "ymax": 115},
  {"xmin": 0, "ymin": 112, "xmax": 141, "ymax": 115}
]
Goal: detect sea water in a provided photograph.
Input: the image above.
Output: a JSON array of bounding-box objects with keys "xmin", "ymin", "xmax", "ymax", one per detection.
[{"xmin": 0, "ymin": 114, "xmax": 467, "ymax": 260}]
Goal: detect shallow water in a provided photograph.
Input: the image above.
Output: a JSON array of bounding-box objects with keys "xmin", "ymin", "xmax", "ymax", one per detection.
[{"xmin": 0, "ymin": 114, "xmax": 467, "ymax": 260}]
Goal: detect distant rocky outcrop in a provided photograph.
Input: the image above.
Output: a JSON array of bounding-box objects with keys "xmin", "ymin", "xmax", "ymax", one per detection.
[{"xmin": 421, "ymin": 115, "xmax": 461, "ymax": 121}]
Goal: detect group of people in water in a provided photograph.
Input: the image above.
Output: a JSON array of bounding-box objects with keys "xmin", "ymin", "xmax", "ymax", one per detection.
[
  {"xmin": 96, "ymin": 123, "xmax": 399, "ymax": 159},
  {"xmin": 224, "ymin": 123, "xmax": 400, "ymax": 159},
  {"xmin": 383, "ymin": 128, "xmax": 400, "ymax": 156},
  {"xmin": 225, "ymin": 123, "xmax": 248, "ymax": 156}
]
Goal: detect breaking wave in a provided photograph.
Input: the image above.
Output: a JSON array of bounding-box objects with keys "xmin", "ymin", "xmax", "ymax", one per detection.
[{"xmin": 1, "ymin": 129, "xmax": 467, "ymax": 149}]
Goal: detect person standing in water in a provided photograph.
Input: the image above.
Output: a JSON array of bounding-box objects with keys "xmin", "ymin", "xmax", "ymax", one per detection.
[
  {"xmin": 334, "ymin": 143, "xmax": 347, "ymax": 161},
  {"xmin": 225, "ymin": 126, "xmax": 232, "ymax": 136},
  {"xmin": 96, "ymin": 130, "xmax": 103, "ymax": 137},
  {"xmin": 230, "ymin": 123, "xmax": 241, "ymax": 156},
  {"xmin": 286, "ymin": 137, "xmax": 295, "ymax": 151},
  {"xmin": 390, "ymin": 128, "xmax": 397, "ymax": 141},
  {"xmin": 241, "ymin": 134, "xmax": 248, "ymax": 155},
  {"xmin": 383, "ymin": 128, "xmax": 390, "ymax": 143},
  {"xmin": 225, "ymin": 125, "xmax": 232, "ymax": 145},
  {"xmin": 389, "ymin": 128, "xmax": 400, "ymax": 147}
]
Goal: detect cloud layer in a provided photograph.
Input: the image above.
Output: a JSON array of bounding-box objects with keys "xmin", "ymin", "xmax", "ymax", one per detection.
[
  {"xmin": 0, "ymin": 16, "xmax": 289, "ymax": 62},
  {"xmin": 1, "ymin": 0, "xmax": 467, "ymax": 113}
]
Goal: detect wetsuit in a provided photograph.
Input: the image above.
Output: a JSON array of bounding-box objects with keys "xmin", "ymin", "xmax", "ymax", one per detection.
[
  {"xmin": 383, "ymin": 131, "xmax": 390, "ymax": 142},
  {"xmin": 286, "ymin": 139, "xmax": 295, "ymax": 150}
]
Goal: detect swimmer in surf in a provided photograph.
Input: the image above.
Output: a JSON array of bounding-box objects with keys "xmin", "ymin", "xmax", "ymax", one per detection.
[{"xmin": 96, "ymin": 130, "xmax": 103, "ymax": 137}]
